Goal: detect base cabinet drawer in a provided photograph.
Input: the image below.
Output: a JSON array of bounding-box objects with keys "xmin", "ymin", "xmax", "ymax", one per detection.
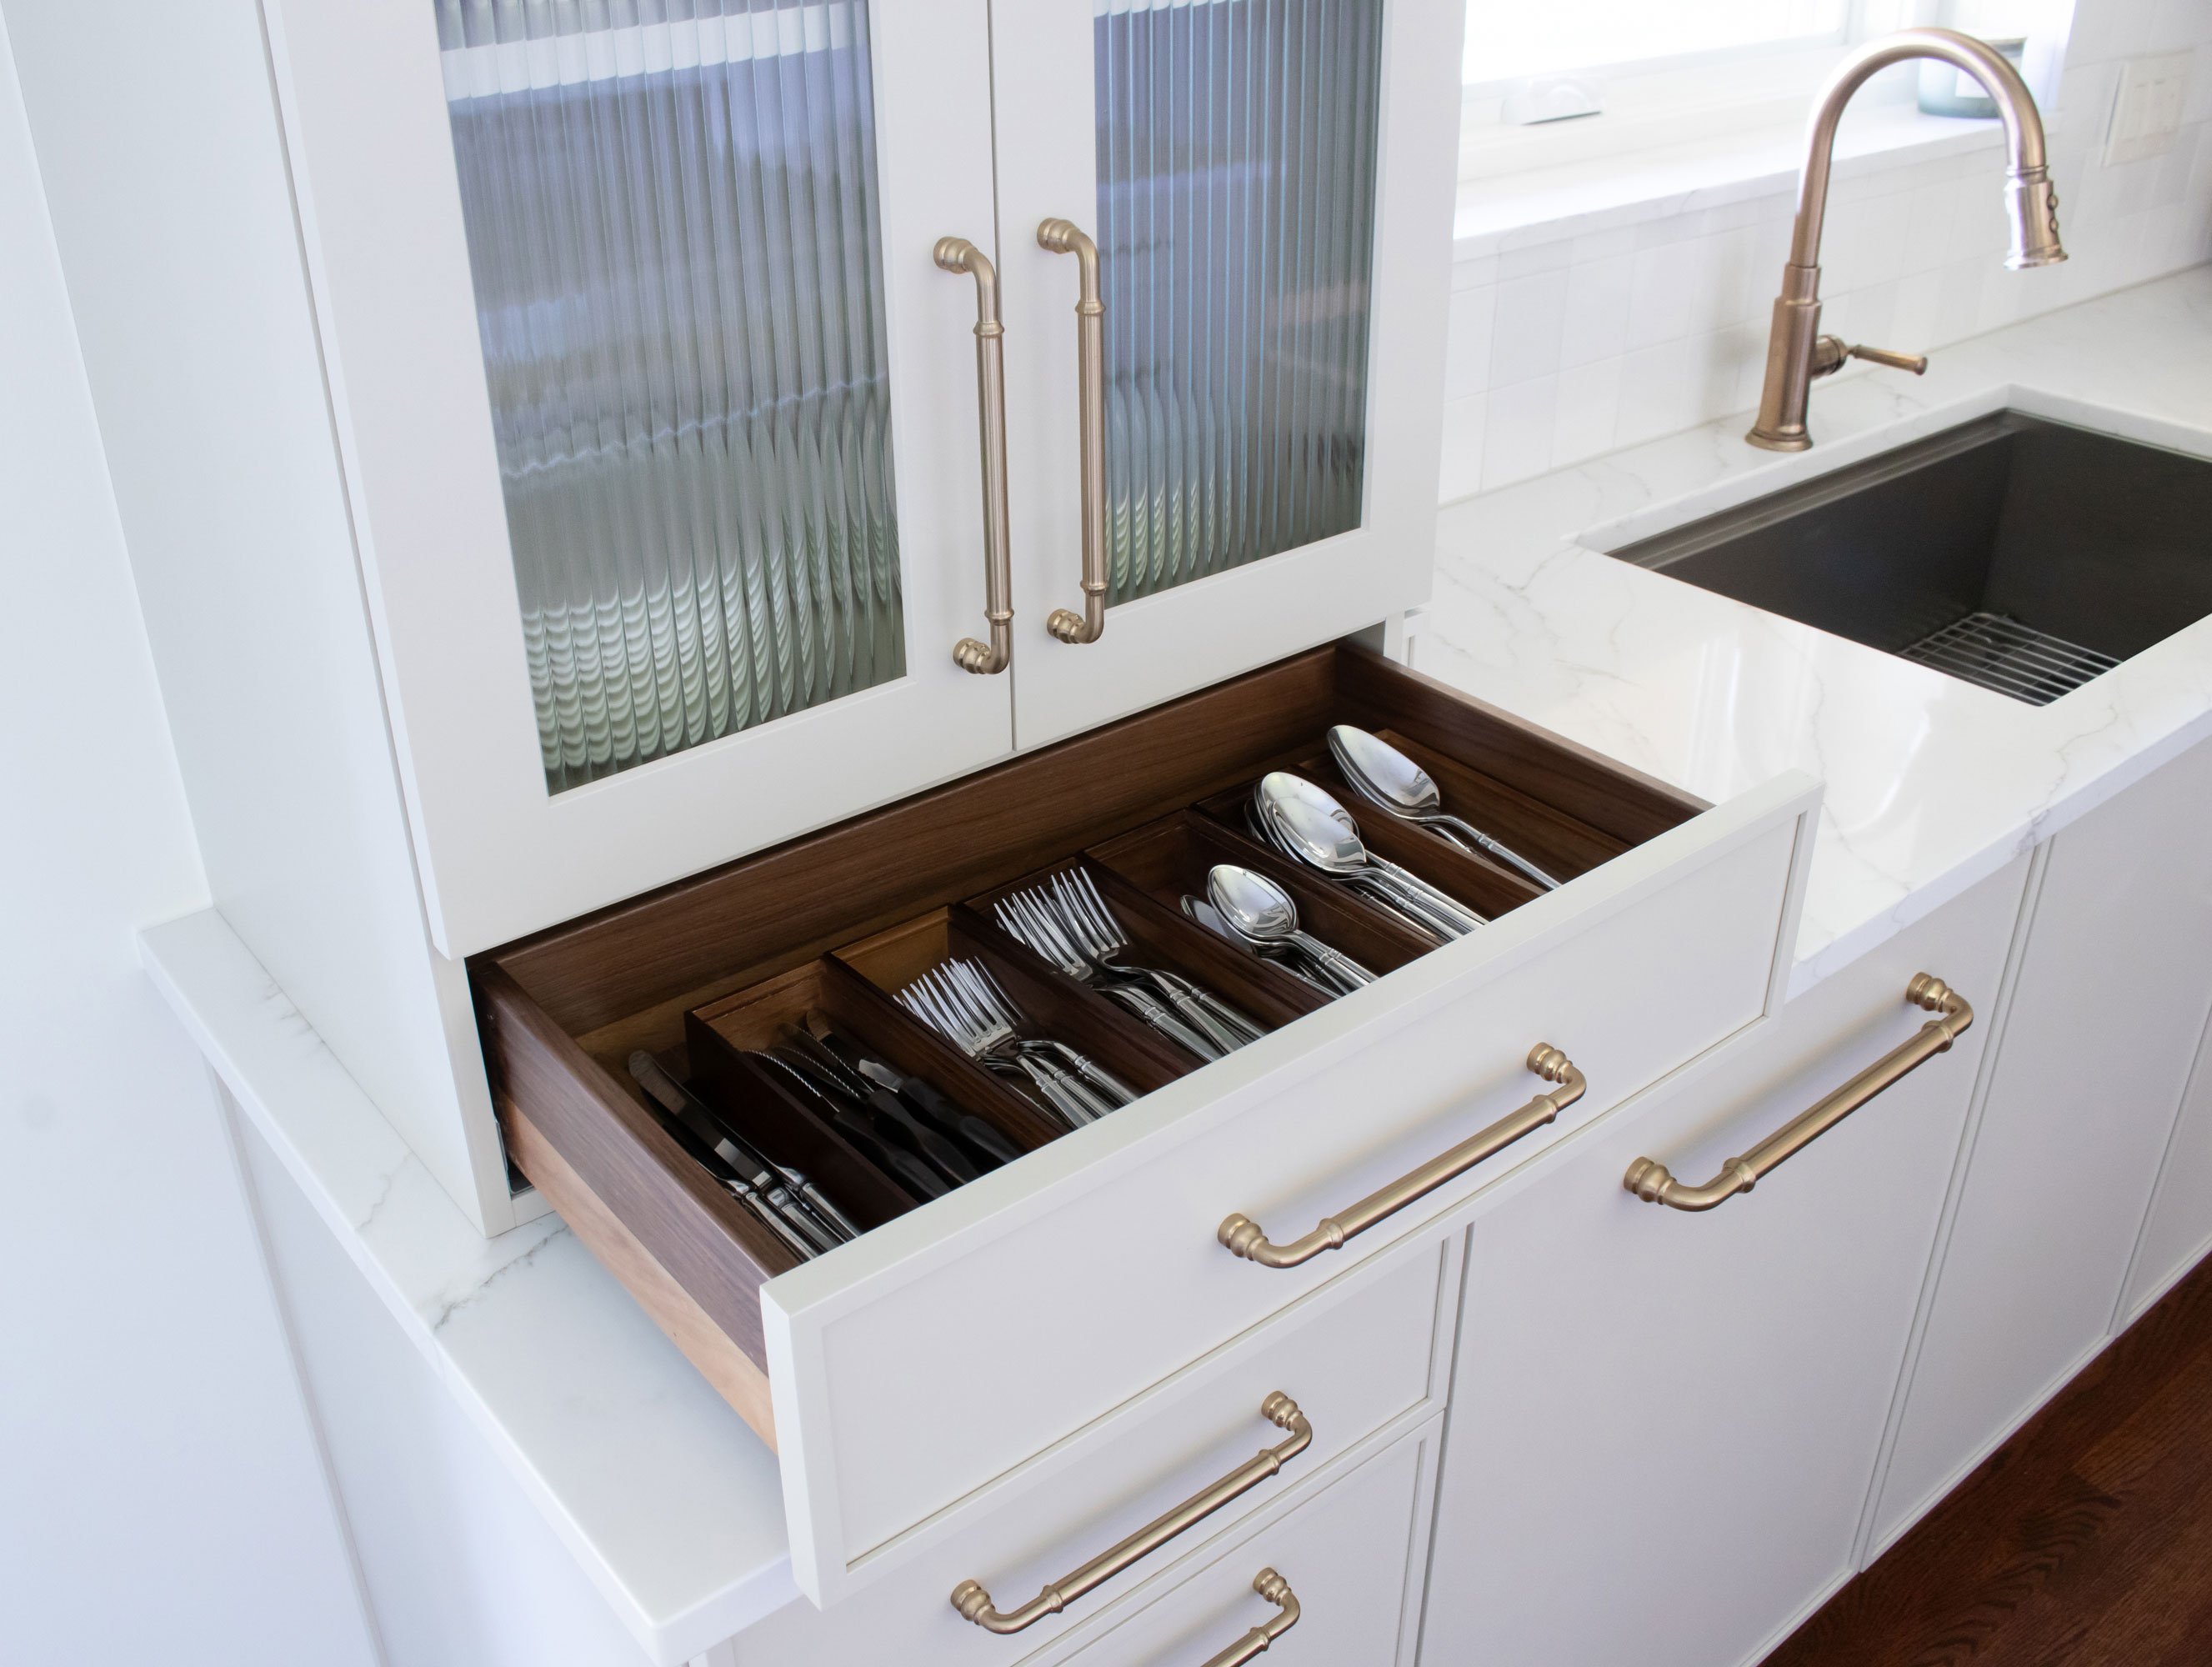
[
  {"xmin": 723, "ymin": 1235, "xmax": 1452, "ymax": 1666},
  {"xmin": 473, "ymin": 644, "xmax": 1819, "ymax": 1602},
  {"xmin": 1028, "ymin": 1419, "xmax": 1441, "ymax": 1667},
  {"xmin": 1423, "ymin": 854, "xmax": 2029, "ymax": 1667}
]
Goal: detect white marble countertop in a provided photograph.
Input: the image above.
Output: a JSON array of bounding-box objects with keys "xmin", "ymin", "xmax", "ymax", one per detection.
[
  {"xmin": 138, "ymin": 265, "xmax": 2212, "ymax": 1664},
  {"xmin": 1424, "ymin": 264, "xmax": 2212, "ymax": 993}
]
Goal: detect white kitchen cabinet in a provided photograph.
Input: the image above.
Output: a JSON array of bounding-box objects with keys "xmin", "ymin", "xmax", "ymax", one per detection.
[
  {"xmin": 21, "ymin": 0, "xmax": 1464, "ymax": 1233},
  {"xmin": 1870, "ymin": 736, "xmax": 2212, "ymax": 1552},
  {"xmin": 250, "ymin": 0, "xmax": 1462, "ymax": 959},
  {"xmin": 1421, "ymin": 854, "xmax": 2030, "ymax": 1667}
]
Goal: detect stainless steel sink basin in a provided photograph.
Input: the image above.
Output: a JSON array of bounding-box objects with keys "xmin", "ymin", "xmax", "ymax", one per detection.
[{"xmin": 1609, "ymin": 412, "xmax": 2212, "ymax": 703}]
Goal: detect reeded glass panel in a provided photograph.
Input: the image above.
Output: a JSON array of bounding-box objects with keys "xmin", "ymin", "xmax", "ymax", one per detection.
[
  {"xmin": 1094, "ymin": 0, "xmax": 1384, "ymax": 605},
  {"xmin": 437, "ymin": 0, "xmax": 903, "ymax": 791}
]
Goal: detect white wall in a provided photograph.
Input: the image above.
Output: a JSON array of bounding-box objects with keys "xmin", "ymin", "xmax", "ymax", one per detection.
[
  {"xmin": 1441, "ymin": 0, "xmax": 2212, "ymax": 498},
  {"xmin": 0, "ymin": 13, "xmax": 378, "ymax": 1664}
]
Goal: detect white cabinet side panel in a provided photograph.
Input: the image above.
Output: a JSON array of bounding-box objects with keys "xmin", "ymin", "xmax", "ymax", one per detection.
[
  {"xmin": 238, "ymin": 1106, "xmax": 661, "ymax": 1667},
  {"xmin": 2, "ymin": 0, "xmax": 510, "ymax": 1229}
]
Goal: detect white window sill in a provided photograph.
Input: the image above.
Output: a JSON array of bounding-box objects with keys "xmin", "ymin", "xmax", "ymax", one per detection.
[{"xmin": 1454, "ymin": 105, "xmax": 2013, "ymax": 261}]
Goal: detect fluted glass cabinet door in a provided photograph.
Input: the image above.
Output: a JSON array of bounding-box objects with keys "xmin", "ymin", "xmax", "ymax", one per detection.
[
  {"xmin": 259, "ymin": 0, "xmax": 1011, "ymax": 954},
  {"xmin": 994, "ymin": 0, "xmax": 1464, "ymax": 748}
]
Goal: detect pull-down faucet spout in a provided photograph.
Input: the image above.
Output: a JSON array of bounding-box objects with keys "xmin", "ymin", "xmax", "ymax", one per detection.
[{"xmin": 1746, "ymin": 28, "xmax": 2066, "ymax": 452}]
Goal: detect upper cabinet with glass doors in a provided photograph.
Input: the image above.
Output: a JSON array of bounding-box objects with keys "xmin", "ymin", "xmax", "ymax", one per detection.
[{"xmin": 257, "ymin": 0, "xmax": 1462, "ymax": 958}]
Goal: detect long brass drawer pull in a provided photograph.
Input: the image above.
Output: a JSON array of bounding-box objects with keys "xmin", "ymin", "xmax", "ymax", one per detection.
[
  {"xmin": 936, "ymin": 236, "xmax": 1013, "ymax": 674},
  {"xmin": 949, "ymin": 1394, "xmax": 1312, "ymax": 1634},
  {"xmin": 1624, "ymin": 973, "xmax": 1974, "ymax": 1213},
  {"xmin": 1198, "ymin": 1569, "xmax": 1302, "ymax": 1667},
  {"xmin": 1219, "ymin": 1045, "xmax": 1586, "ymax": 1269},
  {"xmin": 1037, "ymin": 218, "xmax": 1107, "ymax": 646}
]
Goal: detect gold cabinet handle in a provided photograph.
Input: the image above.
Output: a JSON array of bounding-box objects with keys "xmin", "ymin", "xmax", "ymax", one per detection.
[
  {"xmin": 1220, "ymin": 1045, "xmax": 1586, "ymax": 1269},
  {"xmin": 1037, "ymin": 218, "xmax": 1107, "ymax": 646},
  {"xmin": 950, "ymin": 1394, "xmax": 1311, "ymax": 1633},
  {"xmin": 1624, "ymin": 973, "xmax": 1974, "ymax": 1213},
  {"xmin": 1198, "ymin": 1569, "xmax": 1302, "ymax": 1667},
  {"xmin": 936, "ymin": 236, "xmax": 1013, "ymax": 674}
]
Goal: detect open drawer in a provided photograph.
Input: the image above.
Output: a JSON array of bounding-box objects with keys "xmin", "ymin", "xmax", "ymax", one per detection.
[{"xmin": 470, "ymin": 643, "xmax": 1819, "ymax": 1604}]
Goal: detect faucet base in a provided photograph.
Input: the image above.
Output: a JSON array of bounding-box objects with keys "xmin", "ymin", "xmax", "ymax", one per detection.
[{"xmin": 1744, "ymin": 427, "xmax": 1813, "ymax": 453}]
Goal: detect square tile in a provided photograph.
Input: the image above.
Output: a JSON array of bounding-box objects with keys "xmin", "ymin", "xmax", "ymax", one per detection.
[
  {"xmin": 1482, "ymin": 375, "xmax": 1559, "ymax": 490},
  {"xmin": 1490, "ymin": 273, "xmax": 1570, "ymax": 388}
]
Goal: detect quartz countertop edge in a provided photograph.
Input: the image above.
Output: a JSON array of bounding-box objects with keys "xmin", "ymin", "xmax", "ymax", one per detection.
[
  {"xmin": 138, "ymin": 909, "xmax": 798, "ymax": 1664},
  {"xmin": 1423, "ymin": 264, "xmax": 2212, "ymax": 997}
]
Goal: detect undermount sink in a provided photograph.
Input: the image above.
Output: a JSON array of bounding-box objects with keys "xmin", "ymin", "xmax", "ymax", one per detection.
[{"xmin": 1609, "ymin": 412, "xmax": 2212, "ymax": 704}]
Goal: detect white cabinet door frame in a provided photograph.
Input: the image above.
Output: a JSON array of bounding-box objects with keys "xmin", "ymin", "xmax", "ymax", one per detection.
[
  {"xmin": 990, "ymin": 0, "xmax": 1464, "ymax": 748},
  {"xmin": 1421, "ymin": 854, "xmax": 2031, "ymax": 1667},
  {"xmin": 259, "ymin": 0, "xmax": 1016, "ymax": 957}
]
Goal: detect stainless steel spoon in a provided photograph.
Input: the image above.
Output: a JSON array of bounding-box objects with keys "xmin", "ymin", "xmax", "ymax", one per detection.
[
  {"xmin": 1207, "ymin": 864, "xmax": 1377, "ymax": 989},
  {"xmin": 1255, "ymin": 773, "xmax": 1487, "ymax": 938},
  {"xmin": 1327, "ymin": 725, "xmax": 1563, "ymax": 891},
  {"xmin": 1180, "ymin": 895, "xmax": 1344, "ymax": 999}
]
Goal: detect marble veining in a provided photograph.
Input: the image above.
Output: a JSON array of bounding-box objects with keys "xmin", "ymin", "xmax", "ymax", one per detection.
[{"xmin": 1422, "ymin": 266, "xmax": 2212, "ymax": 993}]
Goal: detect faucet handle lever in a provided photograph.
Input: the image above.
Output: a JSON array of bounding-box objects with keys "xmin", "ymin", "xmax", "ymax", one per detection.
[
  {"xmin": 1846, "ymin": 342, "xmax": 1929, "ymax": 375},
  {"xmin": 1813, "ymin": 333, "xmax": 1929, "ymax": 378}
]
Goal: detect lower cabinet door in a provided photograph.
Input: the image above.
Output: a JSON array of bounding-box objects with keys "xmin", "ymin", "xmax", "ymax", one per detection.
[
  {"xmin": 1872, "ymin": 738, "xmax": 2212, "ymax": 1551},
  {"xmin": 1421, "ymin": 854, "xmax": 2030, "ymax": 1667},
  {"xmin": 1036, "ymin": 1419, "xmax": 1442, "ymax": 1667}
]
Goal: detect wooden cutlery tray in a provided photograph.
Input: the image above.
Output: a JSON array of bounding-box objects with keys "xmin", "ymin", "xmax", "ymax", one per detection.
[{"xmin": 470, "ymin": 643, "xmax": 1703, "ymax": 1443}]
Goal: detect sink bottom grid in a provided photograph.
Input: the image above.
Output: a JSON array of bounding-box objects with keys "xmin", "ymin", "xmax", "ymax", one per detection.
[{"xmin": 1899, "ymin": 611, "xmax": 2119, "ymax": 705}]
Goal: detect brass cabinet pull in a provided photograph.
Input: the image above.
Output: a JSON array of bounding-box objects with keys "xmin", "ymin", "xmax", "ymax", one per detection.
[
  {"xmin": 1037, "ymin": 218, "xmax": 1108, "ymax": 646},
  {"xmin": 1624, "ymin": 973, "xmax": 1974, "ymax": 1213},
  {"xmin": 1198, "ymin": 1569, "xmax": 1302, "ymax": 1667},
  {"xmin": 949, "ymin": 1394, "xmax": 1312, "ymax": 1634},
  {"xmin": 936, "ymin": 236, "xmax": 1013, "ymax": 674},
  {"xmin": 1220, "ymin": 1045, "xmax": 1586, "ymax": 1269}
]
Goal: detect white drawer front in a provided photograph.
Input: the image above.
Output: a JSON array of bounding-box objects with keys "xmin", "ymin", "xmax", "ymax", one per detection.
[
  {"xmin": 1037, "ymin": 1419, "xmax": 1440, "ymax": 1667},
  {"xmin": 766, "ymin": 775, "xmax": 1818, "ymax": 1601},
  {"xmin": 731, "ymin": 1235, "xmax": 1451, "ymax": 1665}
]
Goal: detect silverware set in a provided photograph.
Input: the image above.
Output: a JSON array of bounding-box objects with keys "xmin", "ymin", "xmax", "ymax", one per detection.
[
  {"xmin": 1248, "ymin": 771, "xmax": 1488, "ymax": 943},
  {"xmin": 994, "ymin": 869, "xmax": 1264, "ymax": 1061},
  {"xmin": 1327, "ymin": 725, "xmax": 1562, "ymax": 891},
  {"xmin": 899, "ymin": 957, "xmax": 1138, "ymax": 1131},
  {"xmin": 637, "ymin": 727, "xmax": 1566, "ymax": 1257}
]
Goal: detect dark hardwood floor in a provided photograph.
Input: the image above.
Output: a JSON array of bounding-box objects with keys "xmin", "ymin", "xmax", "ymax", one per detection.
[{"xmin": 1767, "ymin": 1257, "xmax": 2212, "ymax": 1666}]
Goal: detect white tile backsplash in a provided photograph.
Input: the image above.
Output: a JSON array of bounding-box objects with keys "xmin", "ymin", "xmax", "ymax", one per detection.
[
  {"xmin": 1438, "ymin": 0, "xmax": 2212, "ymax": 501},
  {"xmin": 1482, "ymin": 374, "xmax": 1559, "ymax": 488},
  {"xmin": 1490, "ymin": 273, "xmax": 1572, "ymax": 387}
]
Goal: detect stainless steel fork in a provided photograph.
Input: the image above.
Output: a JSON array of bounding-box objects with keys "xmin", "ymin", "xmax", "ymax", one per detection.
[
  {"xmin": 995, "ymin": 881, "xmax": 1244, "ymax": 1059},
  {"xmin": 898, "ymin": 959, "xmax": 1134, "ymax": 1128},
  {"xmin": 1048, "ymin": 870, "xmax": 1264, "ymax": 1053}
]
